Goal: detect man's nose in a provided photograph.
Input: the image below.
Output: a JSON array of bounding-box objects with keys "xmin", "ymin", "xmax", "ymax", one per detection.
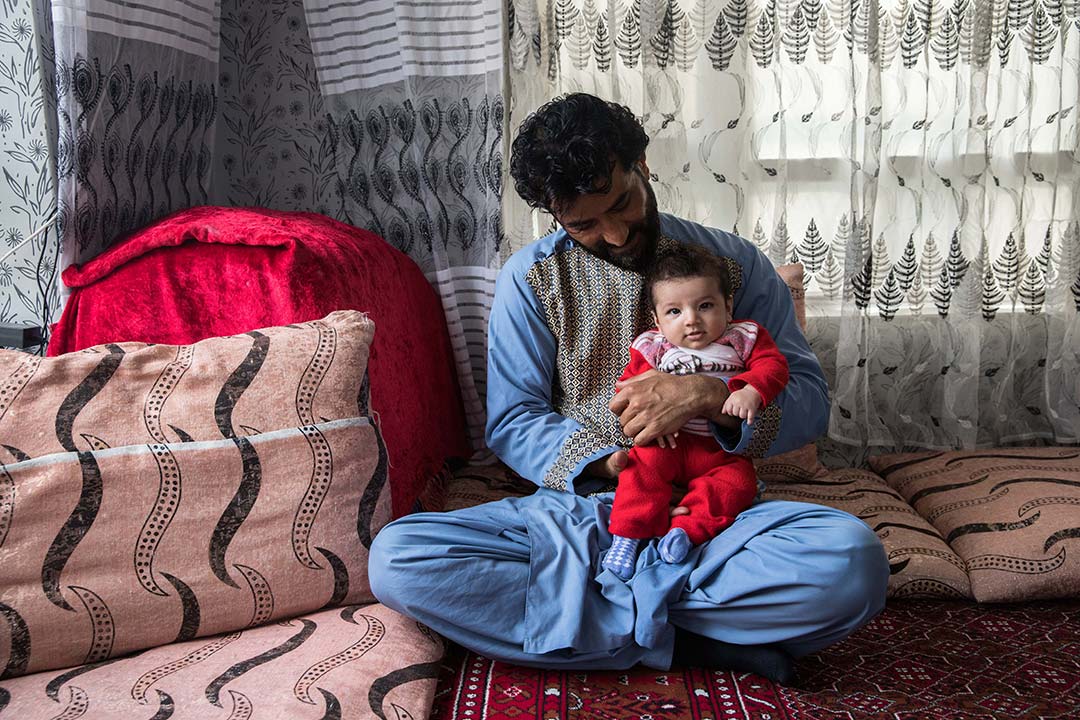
[{"xmin": 599, "ymin": 218, "xmax": 629, "ymax": 247}]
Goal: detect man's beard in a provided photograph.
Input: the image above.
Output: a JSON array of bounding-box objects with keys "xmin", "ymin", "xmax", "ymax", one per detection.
[{"xmin": 583, "ymin": 177, "xmax": 661, "ymax": 273}]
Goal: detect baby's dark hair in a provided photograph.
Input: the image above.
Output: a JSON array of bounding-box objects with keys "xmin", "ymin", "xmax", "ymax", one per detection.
[{"xmin": 644, "ymin": 245, "xmax": 731, "ymax": 306}]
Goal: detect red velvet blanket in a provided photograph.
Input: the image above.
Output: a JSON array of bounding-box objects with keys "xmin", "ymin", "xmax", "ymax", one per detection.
[{"xmin": 49, "ymin": 206, "xmax": 471, "ymax": 517}]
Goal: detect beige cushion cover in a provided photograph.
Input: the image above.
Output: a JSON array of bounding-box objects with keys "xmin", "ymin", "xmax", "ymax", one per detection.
[
  {"xmin": 0, "ymin": 312, "xmax": 392, "ymax": 678},
  {"xmin": 761, "ymin": 468, "xmax": 972, "ymax": 599},
  {"xmin": 870, "ymin": 448, "xmax": 1080, "ymax": 602},
  {"xmin": 0, "ymin": 603, "xmax": 439, "ymax": 719}
]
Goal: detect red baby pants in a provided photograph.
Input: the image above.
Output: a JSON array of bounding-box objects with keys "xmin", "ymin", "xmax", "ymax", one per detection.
[{"xmin": 607, "ymin": 432, "xmax": 758, "ymax": 546}]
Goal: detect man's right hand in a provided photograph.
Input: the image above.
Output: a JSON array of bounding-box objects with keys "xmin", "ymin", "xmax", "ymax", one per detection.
[
  {"xmin": 588, "ymin": 450, "xmax": 690, "ymax": 518},
  {"xmin": 586, "ymin": 449, "xmax": 629, "ymax": 479}
]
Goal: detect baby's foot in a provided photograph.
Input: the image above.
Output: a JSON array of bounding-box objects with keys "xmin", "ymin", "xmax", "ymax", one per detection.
[
  {"xmin": 603, "ymin": 535, "xmax": 640, "ymax": 580},
  {"xmin": 659, "ymin": 527, "xmax": 691, "ymax": 563}
]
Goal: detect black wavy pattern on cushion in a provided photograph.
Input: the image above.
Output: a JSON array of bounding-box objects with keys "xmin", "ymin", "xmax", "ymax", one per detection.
[
  {"xmin": 135, "ymin": 444, "xmax": 181, "ymax": 597},
  {"xmin": 967, "ymin": 547, "xmax": 1066, "ymax": 574},
  {"xmin": 0, "ymin": 603, "xmax": 29, "ymax": 679},
  {"xmin": 763, "ymin": 477, "xmax": 857, "ymax": 487},
  {"xmin": 149, "ymin": 690, "xmax": 175, "ymax": 720},
  {"xmin": 989, "ymin": 477, "xmax": 1080, "ymax": 494},
  {"xmin": 225, "ymin": 689, "xmax": 252, "ymax": 718},
  {"xmin": 868, "ymin": 521, "xmax": 943, "ymax": 539},
  {"xmin": 368, "ymin": 661, "xmax": 442, "ymax": 720},
  {"xmin": 357, "ymin": 421, "xmax": 389, "ymax": 549},
  {"xmin": 129, "ymin": 632, "xmax": 241, "ymax": 703},
  {"xmin": 209, "ymin": 437, "xmax": 261, "ymax": 588},
  {"xmin": 1, "ymin": 445, "xmax": 29, "ymax": 462},
  {"xmin": 889, "ymin": 558, "xmax": 910, "ymax": 575},
  {"xmin": 214, "ymin": 332, "xmax": 269, "ymax": 440},
  {"xmin": 46, "ymin": 656, "xmax": 131, "ymax": 701},
  {"xmin": 855, "ymin": 487, "xmax": 907, "ymax": 500},
  {"xmin": 891, "ymin": 579, "xmax": 970, "ymax": 598},
  {"xmin": 357, "ymin": 372, "xmax": 370, "ymax": 416},
  {"xmin": 55, "ymin": 344, "xmax": 125, "ymax": 452},
  {"xmin": 944, "ymin": 451, "xmax": 1080, "ymax": 467},
  {"xmin": 0, "ymin": 465, "xmax": 12, "ymax": 549},
  {"xmin": 907, "ymin": 477, "xmax": 986, "ymax": 505},
  {"xmin": 204, "ymin": 619, "xmax": 317, "ymax": 707},
  {"xmin": 340, "ymin": 605, "xmax": 367, "ymax": 625},
  {"xmin": 80, "ymin": 434, "xmax": 111, "ymax": 450},
  {"xmin": 317, "ymin": 546, "xmax": 349, "ymax": 608},
  {"xmin": 872, "ymin": 452, "xmax": 947, "ymax": 476},
  {"xmin": 70, "ymin": 585, "xmax": 115, "ymax": 663},
  {"xmin": 169, "ymin": 425, "xmax": 194, "ymax": 443},
  {"xmin": 945, "ymin": 512, "xmax": 1041, "ymax": 544},
  {"xmin": 163, "ymin": 572, "xmax": 200, "ymax": 642},
  {"xmin": 42, "ymin": 451, "xmax": 103, "ymax": 611},
  {"xmin": 293, "ymin": 425, "xmax": 334, "ymax": 570},
  {"xmin": 236, "ymin": 564, "xmax": 274, "ymax": 628},
  {"xmin": 317, "ymin": 688, "xmax": 342, "ymax": 720},
  {"xmin": 1044, "ymin": 527, "xmax": 1080, "ymax": 553}
]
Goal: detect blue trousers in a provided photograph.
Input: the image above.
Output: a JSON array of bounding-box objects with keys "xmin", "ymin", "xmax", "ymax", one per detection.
[{"xmin": 369, "ymin": 489, "xmax": 888, "ymax": 670}]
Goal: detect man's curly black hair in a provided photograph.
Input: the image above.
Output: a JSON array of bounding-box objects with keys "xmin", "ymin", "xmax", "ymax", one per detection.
[{"xmin": 510, "ymin": 93, "xmax": 649, "ymax": 215}]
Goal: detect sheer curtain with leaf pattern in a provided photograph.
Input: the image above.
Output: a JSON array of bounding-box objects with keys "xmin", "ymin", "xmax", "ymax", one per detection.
[{"xmin": 506, "ymin": 0, "xmax": 1080, "ymax": 454}]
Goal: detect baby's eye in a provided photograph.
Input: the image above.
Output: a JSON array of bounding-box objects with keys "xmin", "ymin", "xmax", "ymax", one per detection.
[
  {"xmin": 666, "ymin": 308, "xmax": 680, "ymax": 316},
  {"xmin": 700, "ymin": 302, "xmax": 714, "ymax": 310}
]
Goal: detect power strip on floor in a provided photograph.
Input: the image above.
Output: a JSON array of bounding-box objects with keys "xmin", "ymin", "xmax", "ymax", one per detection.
[{"xmin": 0, "ymin": 323, "xmax": 44, "ymax": 350}]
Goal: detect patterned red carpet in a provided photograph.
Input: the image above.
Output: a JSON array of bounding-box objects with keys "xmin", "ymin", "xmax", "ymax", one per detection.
[{"xmin": 432, "ymin": 601, "xmax": 1080, "ymax": 720}]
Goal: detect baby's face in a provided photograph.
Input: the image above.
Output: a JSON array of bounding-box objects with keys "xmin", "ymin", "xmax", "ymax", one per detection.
[{"xmin": 651, "ymin": 276, "xmax": 732, "ymax": 350}]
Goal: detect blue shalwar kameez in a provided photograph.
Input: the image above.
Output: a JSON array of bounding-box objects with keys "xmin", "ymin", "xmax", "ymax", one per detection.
[{"xmin": 370, "ymin": 214, "xmax": 889, "ymax": 670}]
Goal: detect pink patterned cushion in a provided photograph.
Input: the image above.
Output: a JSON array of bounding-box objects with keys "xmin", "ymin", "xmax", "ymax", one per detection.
[
  {"xmin": 0, "ymin": 603, "xmax": 441, "ymax": 719},
  {"xmin": 870, "ymin": 448, "xmax": 1080, "ymax": 602},
  {"xmin": 0, "ymin": 312, "xmax": 391, "ymax": 678},
  {"xmin": 761, "ymin": 468, "xmax": 972, "ymax": 599},
  {"xmin": 1, "ymin": 311, "xmax": 374, "ymax": 456}
]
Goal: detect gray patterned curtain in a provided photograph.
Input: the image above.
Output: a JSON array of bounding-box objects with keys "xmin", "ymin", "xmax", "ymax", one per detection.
[
  {"xmin": 47, "ymin": 0, "xmax": 220, "ymax": 271},
  {"xmin": 42, "ymin": 0, "xmax": 506, "ymax": 446},
  {"xmin": 506, "ymin": 0, "xmax": 1080, "ymax": 452}
]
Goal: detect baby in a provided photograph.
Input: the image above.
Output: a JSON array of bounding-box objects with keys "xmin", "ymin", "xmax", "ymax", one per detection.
[{"xmin": 602, "ymin": 244, "xmax": 790, "ymax": 580}]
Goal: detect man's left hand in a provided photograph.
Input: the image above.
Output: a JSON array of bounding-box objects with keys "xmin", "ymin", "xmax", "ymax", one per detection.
[{"xmin": 610, "ymin": 372, "xmax": 737, "ymax": 445}]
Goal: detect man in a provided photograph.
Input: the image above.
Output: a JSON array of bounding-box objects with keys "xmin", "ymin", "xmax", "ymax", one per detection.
[{"xmin": 370, "ymin": 93, "xmax": 888, "ymax": 683}]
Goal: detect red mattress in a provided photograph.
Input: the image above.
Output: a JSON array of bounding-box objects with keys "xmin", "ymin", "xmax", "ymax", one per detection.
[{"xmin": 49, "ymin": 206, "xmax": 471, "ymax": 517}]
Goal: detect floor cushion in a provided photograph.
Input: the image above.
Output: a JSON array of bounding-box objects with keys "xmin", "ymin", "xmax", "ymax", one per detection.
[
  {"xmin": 759, "ymin": 467, "xmax": 973, "ymax": 599},
  {"xmin": 870, "ymin": 448, "xmax": 1080, "ymax": 602},
  {"xmin": 0, "ymin": 603, "xmax": 441, "ymax": 719},
  {"xmin": 1, "ymin": 313, "xmax": 392, "ymax": 677}
]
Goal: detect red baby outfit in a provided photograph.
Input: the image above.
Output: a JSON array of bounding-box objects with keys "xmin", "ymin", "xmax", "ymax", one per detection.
[{"xmin": 607, "ymin": 320, "xmax": 789, "ymax": 545}]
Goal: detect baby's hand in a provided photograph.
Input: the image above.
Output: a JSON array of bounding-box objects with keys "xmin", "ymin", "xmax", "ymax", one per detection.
[
  {"xmin": 657, "ymin": 432, "xmax": 679, "ymax": 449},
  {"xmin": 722, "ymin": 386, "xmax": 763, "ymax": 424}
]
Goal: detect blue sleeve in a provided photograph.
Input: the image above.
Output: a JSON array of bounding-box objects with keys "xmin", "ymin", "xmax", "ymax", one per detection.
[
  {"xmin": 484, "ymin": 260, "xmax": 620, "ymax": 492},
  {"xmin": 703, "ymin": 235, "xmax": 829, "ymax": 456}
]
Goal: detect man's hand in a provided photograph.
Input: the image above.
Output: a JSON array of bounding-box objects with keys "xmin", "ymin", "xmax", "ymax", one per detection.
[
  {"xmin": 586, "ymin": 449, "xmax": 629, "ymax": 479},
  {"xmin": 610, "ymin": 372, "xmax": 737, "ymax": 445},
  {"xmin": 588, "ymin": 450, "xmax": 691, "ymax": 517},
  {"xmin": 722, "ymin": 386, "xmax": 763, "ymax": 424}
]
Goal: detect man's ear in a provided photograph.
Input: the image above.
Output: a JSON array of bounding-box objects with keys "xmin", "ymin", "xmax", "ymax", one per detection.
[{"xmin": 637, "ymin": 155, "xmax": 650, "ymax": 179}]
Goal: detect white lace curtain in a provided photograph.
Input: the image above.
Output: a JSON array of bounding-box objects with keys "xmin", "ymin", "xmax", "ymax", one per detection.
[{"xmin": 506, "ymin": 0, "xmax": 1080, "ymax": 450}]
